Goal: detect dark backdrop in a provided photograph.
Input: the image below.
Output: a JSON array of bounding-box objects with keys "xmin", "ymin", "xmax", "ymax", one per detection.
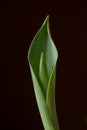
[{"xmin": 0, "ymin": 2, "xmax": 87, "ymax": 130}]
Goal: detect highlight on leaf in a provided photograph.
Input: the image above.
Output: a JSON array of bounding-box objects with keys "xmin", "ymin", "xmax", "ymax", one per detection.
[{"xmin": 28, "ymin": 15, "xmax": 60, "ymax": 130}]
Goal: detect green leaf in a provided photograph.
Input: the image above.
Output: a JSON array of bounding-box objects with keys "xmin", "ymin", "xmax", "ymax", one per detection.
[{"xmin": 28, "ymin": 16, "xmax": 60, "ymax": 130}]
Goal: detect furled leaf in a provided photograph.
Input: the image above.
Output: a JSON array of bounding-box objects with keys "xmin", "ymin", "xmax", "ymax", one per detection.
[{"xmin": 28, "ymin": 16, "xmax": 60, "ymax": 130}]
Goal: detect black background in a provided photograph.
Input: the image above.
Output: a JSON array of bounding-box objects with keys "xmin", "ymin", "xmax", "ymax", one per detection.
[{"xmin": 0, "ymin": 2, "xmax": 87, "ymax": 130}]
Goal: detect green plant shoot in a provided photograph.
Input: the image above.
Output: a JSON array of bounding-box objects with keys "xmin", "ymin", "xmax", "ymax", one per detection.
[{"xmin": 28, "ymin": 15, "xmax": 60, "ymax": 130}]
